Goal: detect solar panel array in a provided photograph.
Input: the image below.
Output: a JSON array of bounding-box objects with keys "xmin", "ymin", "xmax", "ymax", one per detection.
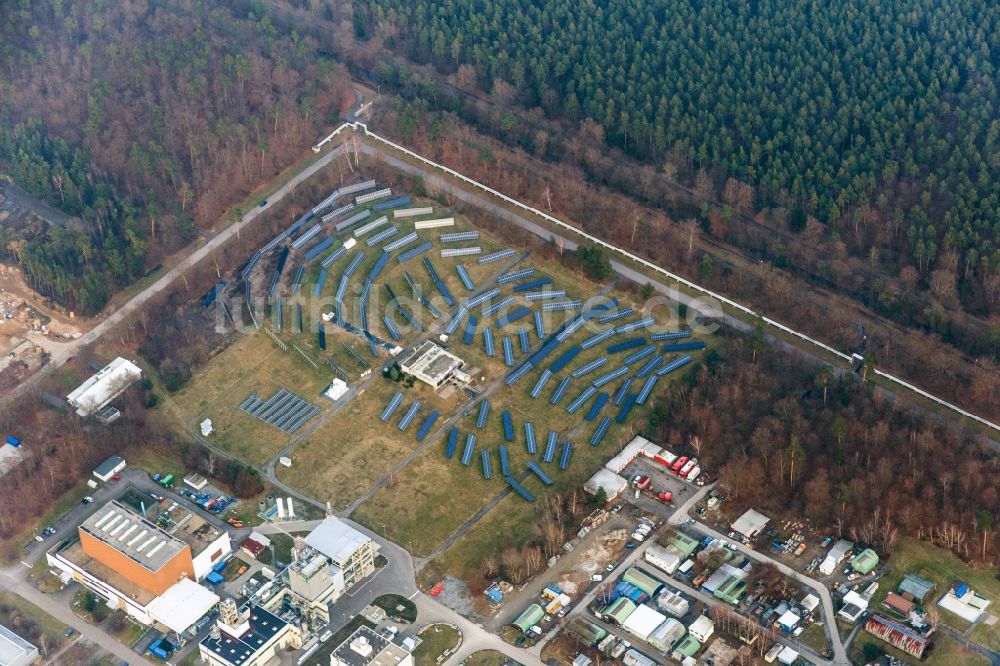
[
  {"xmin": 597, "ymin": 307, "xmax": 635, "ymax": 324},
  {"xmin": 404, "ymin": 271, "xmax": 442, "ymax": 318},
  {"xmin": 456, "ymin": 265, "xmax": 476, "ymax": 290},
  {"xmin": 355, "ymin": 187, "xmax": 392, "ymax": 205},
  {"xmin": 656, "ymin": 354, "xmax": 693, "ymax": 376},
  {"xmin": 593, "ymin": 365, "xmax": 630, "ymax": 388},
  {"xmin": 379, "ymin": 231, "xmax": 413, "ymax": 252},
  {"xmin": 534, "ymin": 311, "xmax": 545, "ymax": 338},
  {"xmin": 355, "ymin": 215, "xmax": 391, "ymax": 237},
  {"xmin": 267, "ymin": 248, "xmax": 289, "ymax": 297},
  {"xmin": 422, "ymin": 258, "xmax": 456, "ymax": 306},
  {"xmin": 524, "ymin": 422, "xmax": 537, "ymax": 454},
  {"xmin": 320, "ymin": 203, "xmax": 355, "ymax": 224},
  {"xmin": 397, "ymin": 241, "xmax": 433, "ymax": 264},
  {"xmin": 482, "ymin": 295, "xmax": 516, "ymax": 317},
  {"xmin": 541, "ymin": 300, "xmax": 583, "ymax": 312},
  {"xmin": 365, "ymin": 227, "xmax": 399, "ymax": 247},
  {"xmin": 527, "ymin": 461, "xmax": 554, "ymax": 486},
  {"xmin": 380, "ymin": 392, "xmax": 404, "ymax": 422},
  {"xmin": 394, "ymin": 206, "xmax": 432, "ymax": 219},
  {"xmin": 566, "ymin": 386, "xmax": 598, "ymax": 413},
  {"xmin": 661, "ymin": 341, "xmax": 707, "ymax": 353},
  {"xmin": 505, "ymin": 361, "xmax": 535, "ymax": 386},
  {"xmin": 496, "ymin": 306, "xmax": 531, "ymax": 327},
  {"xmin": 650, "ymin": 330, "xmax": 692, "ymax": 341},
  {"xmin": 530, "ymin": 369, "xmax": 553, "ymax": 398},
  {"xmin": 543, "ymin": 432, "xmax": 558, "ymax": 462},
  {"xmin": 502, "ymin": 336, "xmax": 515, "ymax": 366},
  {"xmin": 398, "ymin": 401, "xmax": 421, "ymax": 431},
  {"xmin": 290, "ymin": 265, "xmax": 305, "ymax": 294},
  {"xmin": 571, "ymin": 357, "xmax": 608, "ymax": 378},
  {"xmin": 291, "ymin": 224, "xmax": 321, "ymax": 249},
  {"xmin": 483, "ymin": 327, "xmax": 496, "ymax": 356},
  {"xmin": 501, "ymin": 410, "xmax": 514, "ymax": 441},
  {"xmin": 439, "ymin": 230, "xmax": 479, "ymax": 243},
  {"xmin": 525, "ymin": 290, "xmax": 567, "ymax": 301},
  {"xmin": 463, "ymin": 314, "xmax": 478, "ymax": 344},
  {"xmin": 461, "ymin": 434, "xmax": 476, "ymax": 466},
  {"xmin": 613, "ymin": 378, "xmax": 634, "ymax": 405},
  {"xmin": 467, "ymin": 287, "xmax": 501, "ymax": 308},
  {"xmin": 304, "ymin": 237, "xmax": 335, "ymax": 262},
  {"xmin": 476, "ymin": 400, "xmax": 491, "ymax": 428},
  {"xmin": 481, "ymin": 450, "xmax": 493, "ymax": 480},
  {"xmin": 445, "ymin": 307, "xmax": 466, "ymax": 335},
  {"xmin": 581, "ymin": 329, "xmax": 615, "ymax": 350},
  {"xmin": 505, "ymin": 475, "xmax": 535, "ymax": 502},
  {"xmin": 636, "ymin": 375, "xmax": 659, "ymax": 405},
  {"xmin": 240, "ymin": 388, "xmax": 320, "ymax": 434},
  {"xmin": 478, "ymin": 248, "xmax": 516, "ymax": 264},
  {"xmin": 590, "ymin": 417, "xmax": 612, "ymax": 446},
  {"xmin": 518, "ymin": 328, "xmax": 530, "ymax": 353},
  {"xmin": 585, "ymin": 392, "xmax": 609, "ymax": 421},
  {"xmin": 623, "ymin": 345, "xmax": 658, "ymax": 366},
  {"xmin": 373, "ymin": 196, "xmax": 411, "ymax": 211},
  {"xmin": 313, "ymin": 269, "xmax": 328, "ymax": 297},
  {"xmin": 442, "ymin": 247, "xmax": 482, "ymax": 258},
  {"xmin": 550, "ymin": 377, "xmax": 572, "ymax": 404},
  {"xmin": 559, "ymin": 442, "xmax": 573, "ymax": 470},
  {"xmin": 608, "ymin": 337, "xmax": 646, "ymax": 354},
  {"xmin": 499, "ymin": 445, "xmax": 510, "ymax": 476},
  {"xmin": 416, "ymin": 411, "xmax": 439, "ymax": 441},
  {"xmin": 512, "ymin": 277, "xmax": 553, "ymax": 293},
  {"xmin": 335, "ymin": 209, "xmax": 371, "ymax": 232},
  {"xmin": 636, "ymin": 355, "xmax": 663, "ymax": 379},
  {"xmin": 550, "ymin": 346, "xmax": 582, "ymax": 373},
  {"xmin": 321, "ymin": 245, "xmax": 348, "ymax": 268},
  {"xmin": 445, "ymin": 427, "xmax": 459, "ymax": 458},
  {"xmin": 383, "ymin": 315, "xmax": 402, "ymax": 341},
  {"xmin": 496, "ymin": 268, "xmax": 534, "ymax": 284},
  {"xmin": 614, "ymin": 317, "xmax": 656, "ymax": 334}
]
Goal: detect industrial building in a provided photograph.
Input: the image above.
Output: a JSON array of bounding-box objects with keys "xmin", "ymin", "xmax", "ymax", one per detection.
[
  {"xmin": 46, "ymin": 499, "xmax": 226, "ymax": 631},
  {"xmin": 730, "ymin": 509, "xmax": 769, "ymax": 540},
  {"xmin": 92, "ymin": 455, "xmax": 126, "ymax": 482},
  {"xmin": 240, "ymin": 533, "xmax": 270, "ymax": 560},
  {"xmin": 688, "ymin": 615, "xmax": 715, "ymax": 643},
  {"xmin": 621, "ymin": 604, "xmax": 667, "ymax": 642},
  {"xmin": 647, "ymin": 617, "xmax": 685, "ymax": 654},
  {"xmin": 850, "ymin": 548, "xmax": 879, "ymax": 575},
  {"xmin": 655, "ymin": 588, "xmax": 690, "ymax": 617},
  {"xmin": 644, "ymin": 543, "xmax": 682, "ymax": 575},
  {"xmin": 838, "ymin": 590, "xmax": 869, "ymax": 623},
  {"xmin": 398, "ymin": 341, "xmax": 469, "ymax": 390},
  {"xmin": 863, "ymin": 614, "xmax": 929, "ymax": 659},
  {"xmin": 603, "ymin": 597, "xmax": 637, "ymax": 626},
  {"xmin": 819, "ymin": 539, "xmax": 854, "ymax": 576},
  {"xmin": 583, "ymin": 468, "xmax": 629, "ymax": 500},
  {"xmin": 898, "ymin": 574, "xmax": 935, "ymax": 603},
  {"xmin": 0, "ymin": 624, "xmax": 38, "ymax": 666},
  {"xmin": 285, "ymin": 537, "xmax": 347, "ymax": 624},
  {"xmin": 329, "ymin": 625, "xmax": 413, "ymax": 666},
  {"xmin": 513, "ymin": 604, "xmax": 545, "ymax": 634},
  {"xmin": 199, "ymin": 600, "xmax": 299, "ymax": 666},
  {"xmin": 66, "ymin": 357, "xmax": 142, "ymax": 417},
  {"xmin": 303, "ymin": 517, "xmax": 377, "ymax": 591}
]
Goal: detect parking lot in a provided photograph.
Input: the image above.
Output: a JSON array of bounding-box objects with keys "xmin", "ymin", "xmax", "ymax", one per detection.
[{"xmin": 620, "ymin": 456, "xmax": 698, "ymax": 521}]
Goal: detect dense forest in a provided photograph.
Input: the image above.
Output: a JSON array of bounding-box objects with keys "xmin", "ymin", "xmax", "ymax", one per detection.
[
  {"xmin": 0, "ymin": 0, "xmax": 349, "ymax": 313},
  {"xmin": 354, "ymin": 0, "xmax": 1000, "ymax": 324}
]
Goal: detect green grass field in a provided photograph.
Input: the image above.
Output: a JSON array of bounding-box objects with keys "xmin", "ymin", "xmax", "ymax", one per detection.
[{"xmin": 413, "ymin": 624, "xmax": 462, "ymax": 666}]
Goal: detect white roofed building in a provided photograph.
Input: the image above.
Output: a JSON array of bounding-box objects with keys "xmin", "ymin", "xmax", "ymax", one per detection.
[
  {"xmin": 67, "ymin": 357, "xmax": 142, "ymax": 417},
  {"xmin": 621, "ymin": 604, "xmax": 667, "ymax": 641},
  {"xmin": 0, "ymin": 624, "xmax": 39, "ymax": 666},
  {"xmin": 398, "ymin": 341, "xmax": 469, "ymax": 390},
  {"xmin": 583, "ymin": 469, "xmax": 628, "ymax": 500},
  {"xmin": 730, "ymin": 509, "xmax": 769, "ymax": 540},
  {"xmin": 329, "ymin": 625, "xmax": 413, "ymax": 666},
  {"xmin": 304, "ymin": 517, "xmax": 377, "ymax": 589}
]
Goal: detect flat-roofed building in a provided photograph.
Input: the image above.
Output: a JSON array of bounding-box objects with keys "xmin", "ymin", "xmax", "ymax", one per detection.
[
  {"xmin": 730, "ymin": 509, "xmax": 769, "ymax": 540},
  {"xmin": 46, "ymin": 498, "xmax": 225, "ymax": 630},
  {"xmin": 199, "ymin": 602, "xmax": 297, "ymax": 666},
  {"xmin": 67, "ymin": 357, "xmax": 142, "ymax": 417},
  {"xmin": 304, "ymin": 517, "xmax": 377, "ymax": 590},
  {"xmin": 286, "ymin": 540, "xmax": 346, "ymax": 624},
  {"xmin": 398, "ymin": 341, "xmax": 469, "ymax": 389},
  {"xmin": 329, "ymin": 625, "xmax": 413, "ymax": 666},
  {"xmin": 0, "ymin": 624, "xmax": 39, "ymax": 666},
  {"xmin": 92, "ymin": 455, "xmax": 126, "ymax": 482}
]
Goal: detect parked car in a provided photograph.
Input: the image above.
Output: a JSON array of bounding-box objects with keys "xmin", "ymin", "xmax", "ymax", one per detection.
[
  {"xmin": 64, "ymin": 629, "xmax": 75, "ymax": 638},
  {"xmin": 34, "ymin": 535, "xmax": 44, "ymax": 542},
  {"xmin": 258, "ymin": 200, "xmax": 268, "ymax": 207},
  {"xmin": 112, "ymin": 473, "xmax": 121, "ymax": 481},
  {"xmin": 624, "ymin": 542, "xmax": 637, "ymax": 549},
  {"xmin": 82, "ymin": 496, "xmax": 94, "ymax": 504},
  {"xmin": 590, "ymin": 574, "xmax": 603, "ymax": 582}
]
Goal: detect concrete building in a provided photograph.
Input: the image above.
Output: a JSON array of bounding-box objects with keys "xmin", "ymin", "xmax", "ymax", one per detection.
[
  {"xmin": 92, "ymin": 455, "xmax": 125, "ymax": 482},
  {"xmin": 199, "ymin": 601, "xmax": 298, "ymax": 666},
  {"xmin": 287, "ymin": 539, "xmax": 347, "ymax": 624},
  {"xmin": 688, "ymin": 615, "xmax": 714, "ymax": 643},
  {"xmin": 0, "ymin": 624, "xmax": 38, "ymax": 666},
  {"xmin": 647, "ymin": 617, "xmax": 685, "ymax": 653},
  {"xmin": 398, "ymin": 341, "xmax": 469, "ymax": 389},
  {"xmin": 329, "ymin": 625, "xmax": 413, "ymax": 666},
  {"xmin": 730, "ymin": 509, "xmax": 769, "ymax": 540},
  {"xmin": 656, "ymin": 588, "xmax": 690, "ymax": 618},
  {"xmin": 819, "ymin": 539, "xmax": 853, "ymax": 576},
  {"xmin": 46, "ymin": 499, "xmax": 225, "ymax": 631},
  {"xmin": 583, "ymin": 469, "xmax": 628, "ymax": 501},
  {"xmin": 621, "ymin": 604, "xmax": 667, "ymax": 642},
  {"xmin": 303, "ymin": 517, "xmax": 377, "ymax": 590},
  {"xmin": 66, "ymin": 357, "xmax": 142, "ymax": 417},
  {"xmin": 644, "ymin": 543, "xmax": 682, "ymax": 575}
]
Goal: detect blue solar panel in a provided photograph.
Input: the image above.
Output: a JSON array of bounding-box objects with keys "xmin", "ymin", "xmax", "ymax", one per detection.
[
  {"xmin": 416, "ymin": 411, "xmax": 439, "ymax": 441},
  {"xmin": 505, "ymin": 475, "xmax": 535, "ymax": 502},
  {"xmin": 461, "ymin": 434, "xmax": 476, "ymax": 466},
  {"xmin": 566, "ymin": 386, "xmax": 598, "ymax": 413},
  {"xmin": 543, "ymin": 432, "xmax": 558, "ymax": 462},
  {"xmin": 380, "ymin": 392, "xmax": 404, "ymax": 422},
  {"xmin": 559, "ymin": 442, "xmax": 573, "ymax": 470},
  {"xmin": 423, "ymin": 258, "xmax": 456, "ymax": 307},
  {"xmin": 456, "ymin": 265, "xmax": 475, "ymax": 291},
  {"xmin": 607, "ymin": 337, "xmax": 646, "ymax": 354},
  {"xmin": 397, "ymin": 241, "xmax": 433, "ymax": 264},
  {"xmin": 527, "ymin": 461, "xmax": 554, "ymax": 486},
  {"xmin": 524, "ymin": 422, "xmax": 537, "ymax": 454},
  {"xmin": 463, "ymin": 314, "xmax": 479, "ymax": 345},
  {"xmin": 445, "ymin": 427, "xmax": 459, "ymax": 458},
  {"xmin": 550, "ymin": 377, "xmax": 572, "ymax": 404},
  {"xmin": 496, "ymin": 268, "xmax": 534, "ymax": 284},
  {"xmin": 650, "ymin": 330, "xmax": 692, "ymax": 341},
  {"xmin": 593, "ymin": 365, "xmax": 630, "ymax": 388},
  {"xmin": 483, "ymin": 327, "xmax": 496, "ymax": 356},
  {"xmin": 656, "ymin": 354, "xmax": 694, "ymax": 376},
  {"xmin": 613, "ymin": 378, "xmax": 634, "ymax": 405},
  {"xmin": 597, "ymin": 307, "xmax": 634, "ymax": 324},
  {"xmin": 616, "ymin": 394, "xmax": 638, "ymax": 423},
  {"xmin": 613, "ymin": 316, "xmax": 656, "ymax": 334},
  {"xmin": 478, "ymin": 248, "xmax": 516, "ymax": 264},
  {"xmin": 518, "ymin": 328, "xmax": 530, "ymax": 353},
  {"xmin": 581, "ymin": 329, "xmax": 615, "ymax": 350},
  {"xmin": 571, "ymin": 357, "xmax": 608, "ymax": 378},
  {"xmin": 636, "ymin": 355, "xmax": 663, "ymax": 379},
  {"xmin": 313, "ymin": 269, "xmax": 328, "ymax": 297},
  {"xmin": 499, "ymin": 445, "xmax": 510, "ymax": 476},
  {"xmin": 585, "ymin": 392, "xmax": 609, "ymax": 421},
  {"xmin": 502, "ymin": 336, "xmax": 515, "ymax": 366},
  {"xmin": 550, "ymin": 346, "xmax": 582, "ymax": 373},
  {"xmin": 590, "ymin": 416, "xmax": 612, "ymax": 446},
  {"xmin": 304, "ymin": 237, "xmax": 334, "ymax": 262},
  {"xmin": 496, "ymin": 306, "xmax": 531, "ymax": 328},
  {"xmin": 398, "ymin": 402, "xmax": 421, "ymax": 430},
  {"xmin": 534, "ymin": 311, "xmax": 545, "ymax": 338},
  {"xmin": 481, "ymin": 450, "xmax": 493, "ymax": 479},
  {"xmin": 530, "ymin": 369, "xmax": 553, "ymax": 398},
  {"xmin": 501, "ymin": 410, "xmax": 514, "ymax": 441},
  {"xmin": 661, "ymin": 341, "xmax": 706, "ymax": 352},
  {"xmin": 512, "ymin": 278, "xmax": 552, "ymax": 293},
  {"xmin": 476, "ymin": 400, "xmax": 491, "ymax": 428}
]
